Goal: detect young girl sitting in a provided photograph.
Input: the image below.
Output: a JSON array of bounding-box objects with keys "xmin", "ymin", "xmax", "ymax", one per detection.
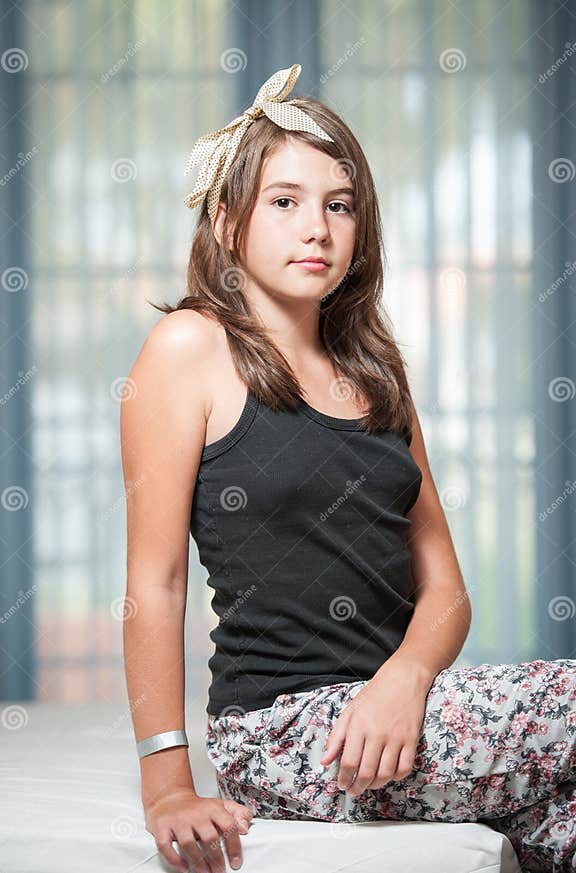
[{"xmin": 121, "ymin": 63, "xmax": 576, "ymax": 873}]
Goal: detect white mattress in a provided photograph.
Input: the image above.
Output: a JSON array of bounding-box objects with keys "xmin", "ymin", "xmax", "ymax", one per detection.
[{"xmin": 0, "ymin": 701, "xmax": 522, "ymax": 873}]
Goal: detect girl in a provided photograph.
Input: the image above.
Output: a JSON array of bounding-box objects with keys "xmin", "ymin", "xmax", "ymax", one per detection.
[{"xmin": 121, "ymin": 64, "xmax": 576, "ymax": 873}]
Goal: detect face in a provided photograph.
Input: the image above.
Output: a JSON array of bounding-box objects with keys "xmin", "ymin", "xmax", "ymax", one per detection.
[{"xmin": 220, "ymin": 138, "xmax": 357, "ymax": 304}]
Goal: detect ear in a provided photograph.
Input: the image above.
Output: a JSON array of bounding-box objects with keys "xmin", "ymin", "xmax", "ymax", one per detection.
[{"xmin": 213, "ymin": 201, "xmax": 233, "ymax": 251}]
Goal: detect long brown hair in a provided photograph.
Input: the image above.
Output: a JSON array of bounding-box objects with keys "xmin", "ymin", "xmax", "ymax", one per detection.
[{"xmin": 151, "ymin": 95, "xmax": 415, "ymax": 442}]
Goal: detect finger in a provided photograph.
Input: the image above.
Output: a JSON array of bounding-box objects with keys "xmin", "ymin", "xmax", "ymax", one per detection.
[
  {"xmin": 394, "ymin": 743, "xmax": 416, "ymax": 780},
  {"xmin": 214, "ymin": 810, "xmax": 245, "ymax": 870},
  {"xmin": 155, "ymin": 830, "xmax": 190, "ymax": 873},
  {"xmin": 228, "ymin": 800, "xmax": 254, "ymax": 827},
  {"xmin": 226, "ymin": 800, "xmax": 255, "ymax": 821},
  {"xmin": 174, "ymin": 828, "xmax": 208, "ymax": 873},
  {"xmin": 337, "ymin": 731, "xmax": 365, "ymax": 790},
  {"xmin": 320, "ymin": 736, "xmax": 341, "ymax": 765},
  {"xmin": 158, "ymin": 829, "xmax": 195, "ymax": 873},
  {"xmin": 366, "ymin": 743, "xmax": 402, "ymax": 790},
  {"xmin": 347, "ymin": 740, "xmax": 383, "ymax": 796},
  {"xmin": 321, "ymin": 713, "xmax": 349, "ymax": 765},
  {"xmin": 195, "ymin": 823, "xmax": 227, "ymax": 873},
  {"xmin": 234, "ymin": 816, "xmax": 250, "ymax": 834},
  {"xmin": 221, "ymin": 802, "xmax": 249, "ymax": 834}
]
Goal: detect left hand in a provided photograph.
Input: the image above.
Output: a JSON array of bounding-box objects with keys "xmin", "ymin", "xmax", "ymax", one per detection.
[{"xmin": 319, "ymin": 662, "xmax": 429, "ymax": 797}]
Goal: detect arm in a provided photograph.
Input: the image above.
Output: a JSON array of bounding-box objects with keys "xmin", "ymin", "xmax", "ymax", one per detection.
[
  {"xmin": 124, "ymin": 589, "xmax": 193, "ymax": 808},
  {"xmin": 120, "ymin": 310, "xmax": 215, "ymax": 809},
  {"xmin": 321, "ymin": 398, "xmax": 473, "ymax": 793},
  {"xmin": 377, "ymin": 397, "xmax": 473, "ymax": 694}
]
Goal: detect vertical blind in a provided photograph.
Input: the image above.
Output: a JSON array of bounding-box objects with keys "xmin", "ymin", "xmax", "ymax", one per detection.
[{"xmin": 3, "ymin": 0, "xmax": 568, "ymax": 703}]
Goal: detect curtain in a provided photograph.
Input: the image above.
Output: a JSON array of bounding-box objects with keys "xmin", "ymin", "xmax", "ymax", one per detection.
[{"xmin": 1, "ymin": 0, "xmax": 573, "ymax": 703}]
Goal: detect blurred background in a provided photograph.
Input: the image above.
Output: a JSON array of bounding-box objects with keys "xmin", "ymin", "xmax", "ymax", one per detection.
[{"xmin": 1, "ymin": 0, "xmax": 575, "ymax": 711}]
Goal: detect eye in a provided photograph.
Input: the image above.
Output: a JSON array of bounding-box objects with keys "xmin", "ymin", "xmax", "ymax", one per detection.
[
  {"xmin": 273, "ymin": 197, "xmax": 294, "ymax": 209},
  {"xmin": 327, "ymin": 202, "xmax": 352, "ymax": 214},
  {"xmin": 272, "ymin": 197, "xmax": 353, "ymax": 214}
]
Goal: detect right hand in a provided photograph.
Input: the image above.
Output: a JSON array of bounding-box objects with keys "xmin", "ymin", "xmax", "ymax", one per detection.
[{"xmin": 144, "ymin": 788, "xmax": 255, "ymax": 873}]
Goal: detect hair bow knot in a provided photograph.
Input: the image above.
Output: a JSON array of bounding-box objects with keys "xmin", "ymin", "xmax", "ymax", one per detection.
[{"xmin": 183, "ymin": 63, "xmax": 334, "ymax": 230}]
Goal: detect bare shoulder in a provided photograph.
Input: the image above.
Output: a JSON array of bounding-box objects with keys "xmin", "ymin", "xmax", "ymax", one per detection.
[
  {"xmin": 147, "ymin": 308, "xmax": 221, "ymax": 345},
  {"xmin": 120, "ymin": 308, "xmax": 224, "ymax": 480},
  {"xmin": 135, "ymin": 309, "xmax": 222, "ymax": 415},
  {"xmin": 120, "ymin": 310, "xmax": 224, "ymax": 586},
  {"xmin": 142, "ymin": 308, "xmax": 221, "ymax": 364}
]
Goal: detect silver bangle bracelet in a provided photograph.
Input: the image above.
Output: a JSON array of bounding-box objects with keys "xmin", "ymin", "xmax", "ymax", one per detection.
[{"xmin": 137, "ymin": 729, "xmax": 189, "ymax": 759}]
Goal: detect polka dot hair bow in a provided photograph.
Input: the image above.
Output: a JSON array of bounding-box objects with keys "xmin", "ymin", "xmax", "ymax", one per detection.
[{"xmin": 183, "ymin": 62, "xmax": 335, "ymax": 230}]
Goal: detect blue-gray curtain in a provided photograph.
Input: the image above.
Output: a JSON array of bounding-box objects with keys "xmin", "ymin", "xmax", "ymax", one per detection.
[
  {"xmin": 530, "ymin": 0, "xmax": 576, "ymax": 659},
  {"xmin": 0, "ymin": 2, "xmax": 35, "ymax": 700},
  {"xmin": 1, "ymin": 0, "xmax": 574, "ymax": 703}
]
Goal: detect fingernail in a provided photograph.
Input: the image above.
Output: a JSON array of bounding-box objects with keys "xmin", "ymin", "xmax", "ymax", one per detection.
[{"xmin": 231, "ymin": 858, "xmax": 241, "ymax": 869}]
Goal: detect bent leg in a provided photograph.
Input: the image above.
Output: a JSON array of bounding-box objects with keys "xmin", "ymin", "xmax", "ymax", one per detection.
[
  {"xmin": 377, "ymin": 658, "xmax": 576, "ymax": 823},
  {"xmin": 485, "ymin": 780, "xmax": 576, "ymax": 873},
  {"xmin": 206, "ymin": 657, "xmax": 576, "ymax": 862}
]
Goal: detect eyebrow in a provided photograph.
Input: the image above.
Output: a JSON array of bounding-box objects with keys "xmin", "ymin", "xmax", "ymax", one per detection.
[{"xmin": 262, "ymin": 181, "xmax": 355, "ymax": 197}]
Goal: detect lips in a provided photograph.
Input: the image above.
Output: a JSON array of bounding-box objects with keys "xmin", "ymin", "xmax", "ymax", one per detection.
[{"xmin": 293, "ymin": 257, "xmax": 329, "ymax": 265}]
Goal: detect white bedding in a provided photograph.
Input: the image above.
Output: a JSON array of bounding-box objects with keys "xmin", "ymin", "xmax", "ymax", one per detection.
[{"xmin": 0, "ymin": 701, "xmax": 522, "ymax": 873}]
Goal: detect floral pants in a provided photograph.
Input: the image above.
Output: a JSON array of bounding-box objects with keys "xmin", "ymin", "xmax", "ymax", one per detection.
[{"xmin": 206, "ymin": 659, "xmax": 576, "ymax": 872}]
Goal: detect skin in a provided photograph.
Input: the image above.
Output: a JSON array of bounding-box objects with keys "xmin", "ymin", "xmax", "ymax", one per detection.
[
  {"xmin": 214, "ymin": 137, "xmax": 357, "ymax": 368},
  {"xmin": 122, "ymin": 138, "xmax": 471, "ymax": 871},
  {"xmin": 214, "ymin": 139, "xmax": 471, "ymax": 798}
]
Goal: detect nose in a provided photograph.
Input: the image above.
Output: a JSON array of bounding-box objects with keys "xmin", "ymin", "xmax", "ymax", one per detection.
[{"xmin": 300, "ymin": 203, "xmax": 330, "ymax": 243}]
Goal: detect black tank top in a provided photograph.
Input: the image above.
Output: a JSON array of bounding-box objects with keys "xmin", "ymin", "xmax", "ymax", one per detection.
[{"xmin": 190, "ymin": 388, "xmax": 423, "ymax": 717}]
